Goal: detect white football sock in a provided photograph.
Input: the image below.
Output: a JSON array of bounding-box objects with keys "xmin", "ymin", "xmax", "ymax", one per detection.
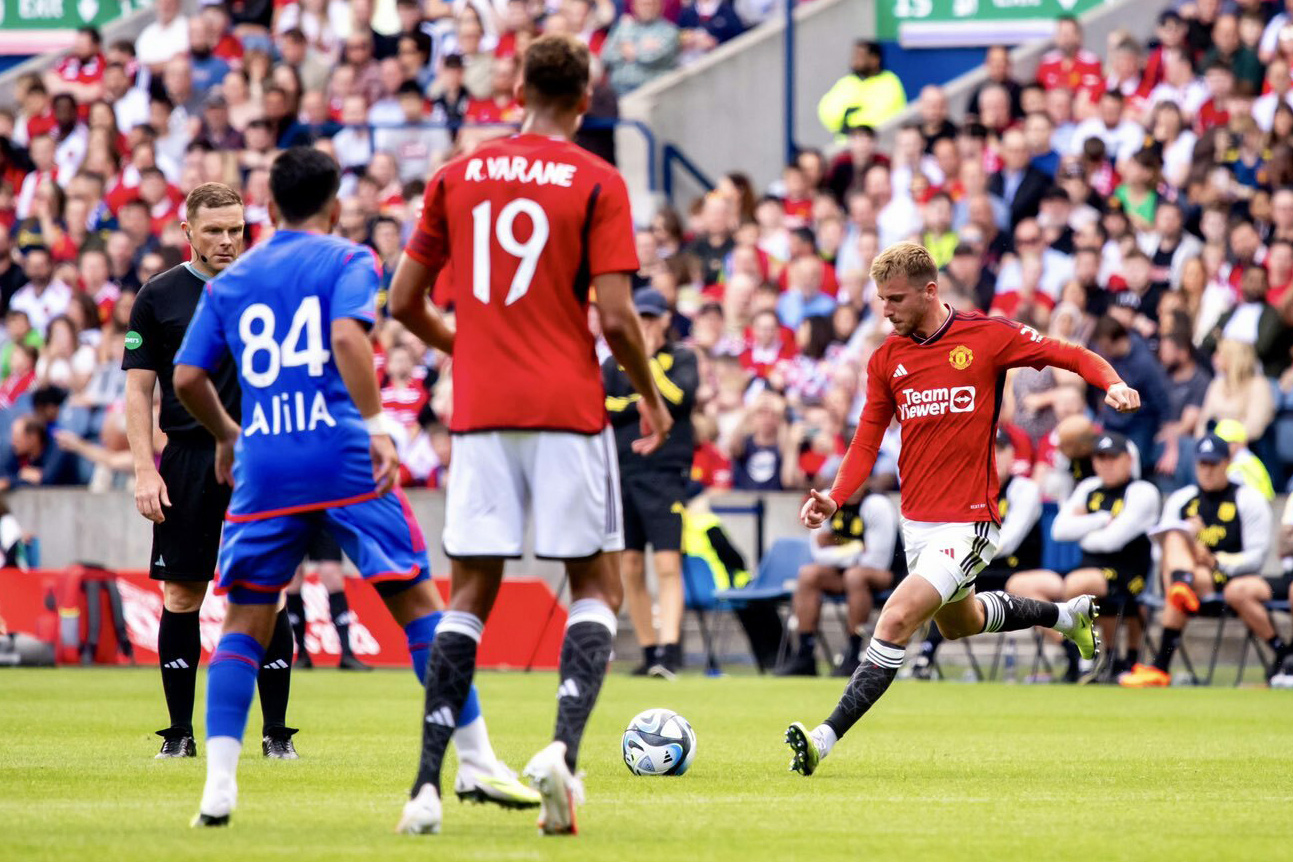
[
  {"xmin": 453, "ymin": 715, "xmax": 500, "ymax": 773},
  {"xmin": 811, "ymin": 724, "xmax": 838, "ymax": 757},
  {"xmin": 200, "ymin": 736, "xmax": 242, "ymax": 816},
  {"xmin": 1054, "ymin": 601, "xmax": 1076, "ymax": 633}
]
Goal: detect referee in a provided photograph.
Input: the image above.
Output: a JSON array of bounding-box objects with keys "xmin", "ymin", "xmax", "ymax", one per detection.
[
  {"xmin": 123, "ymin": 183, "xmax": 298, "ymax": 759},
  {"xmin": 603, "ymin": 289, "xmax": 698, "ymax": 679}
]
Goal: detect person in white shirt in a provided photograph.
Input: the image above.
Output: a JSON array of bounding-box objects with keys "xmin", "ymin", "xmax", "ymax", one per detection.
[
  {"xmin": 863, "ymin": 163, "xmax": 921, "ymax": 250},
  {"xmin": 103, "ymin": 62, "xmax": 150, "ymax": 131},
  {"xmin": 1258, "ymin": 0, "xmax": 1293, "ymax": 63},
  {"xmin": 135, "ymin": 0, "xmax": 190, "ymax": 71},
  {"xmin": 1253, "ymin": 59, "xmax": 1293, "ymax": 132},
  {"xmin": 10, "ymin": 248, "xmax": 74, "ymax": 336},
  {"xmin": 1146, "ymin": 47, "xmax": 1208, "ymax": 121},
  {"xmin": 1068, "ymin": 90, "xmax": 1146, "ymax": 164}
]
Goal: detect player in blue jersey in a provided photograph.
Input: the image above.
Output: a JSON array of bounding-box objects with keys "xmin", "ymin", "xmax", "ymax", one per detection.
[{"xmin": 176, "ymin": 148, "xmax": 537, "ymax": 827}]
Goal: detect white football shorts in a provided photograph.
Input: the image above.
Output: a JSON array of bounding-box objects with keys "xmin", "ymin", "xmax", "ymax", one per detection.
[
  {"xmin": 901, "ymin": 519, "xmax": 1000, "ymax": 604},
  {"xmin": 443, "ymin": 426, "xmax": 624, "ymax": 559}
]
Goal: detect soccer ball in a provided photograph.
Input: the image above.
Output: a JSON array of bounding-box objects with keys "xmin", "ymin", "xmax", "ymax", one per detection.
[{"xmin": 621, "ymin": 708, "xmax": 696, "ymax": 776}]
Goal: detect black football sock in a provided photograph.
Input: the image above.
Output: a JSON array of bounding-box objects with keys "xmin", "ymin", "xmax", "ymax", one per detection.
[
  {"xmin": 641, "ymin": 644, "xmax": 657, "ymax": 667},
  {"xmin": 258, "ymin": 609, "xmax": 294, "ymax": 735},
  {"xmin": 976, "ymin": 592, "xmax": 1060, "ymax": 633},
  {"xmin": 285, "ymin": 592, "xmax": 308, "ymax": 656},
  {"xmin": 920, "ymin": 626, "xmax": 944, "ymax": 658},
  {"xmin": 1170, "ymin": 569, "xmax": 1194, "ymax": 587},
  {"xmin": 1063, "ymin": 639, "xmax": 1081, "ymax": 673},
  {"xmin": 554, "ymin": 599, "xmax": 617, "ymax": 772},
  {"xmin": 847, "ymin": 633, "xmax": 863, "ymax": 662},
  {"xmin": 157, "ymin": 608, "xmax": 201, "ymax": 733},
  {"xmin": 1125, "ymin": 648, "xmax": 1140, "ymax": 667},
  {"xmin": 1153, "ymin": 627, "xmax": 1182, "ymax": 673},
  {"xmin": 797, "ymin": 631, "xmax": 817, "ymax": 656},
  {"xmin": 328, "ymin": 590, "xmax": 355, "ymax": 658},
  {"xmin": 1268, "ymin": 635, "xmax": 1287, "ymax": 656},
  {"xmin": 823, "ymin": 638, "xmax": 903, "ymax": 740},
  {"xmin": 412, "ymin": 612, "xmax": 483, "ymax": 796}
]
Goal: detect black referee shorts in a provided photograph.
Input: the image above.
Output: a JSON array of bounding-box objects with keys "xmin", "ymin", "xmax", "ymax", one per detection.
[
  {"xmin": 621, "ymin": 470, "xmax": 686, "ymax": 553},
  {"xmin": 149, "ymin": 439, "xmax": 231, "ymax": 582}
]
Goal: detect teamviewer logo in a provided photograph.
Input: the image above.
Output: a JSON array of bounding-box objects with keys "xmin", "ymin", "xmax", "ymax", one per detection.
[{"xmin": 949, "ymin": 386, "xmax": 975, "ymax": 413}]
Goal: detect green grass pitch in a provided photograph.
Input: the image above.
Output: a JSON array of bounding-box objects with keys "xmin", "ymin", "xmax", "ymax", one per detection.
[{"xmin": 1, "ymin": 667, "xmax": 1288, "ymax": 862}]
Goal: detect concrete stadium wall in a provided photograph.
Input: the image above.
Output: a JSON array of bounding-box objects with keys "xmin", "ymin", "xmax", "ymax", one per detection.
[{"xmin": 617, "ymin": 0, "xmax": 867, "ymax": 210}]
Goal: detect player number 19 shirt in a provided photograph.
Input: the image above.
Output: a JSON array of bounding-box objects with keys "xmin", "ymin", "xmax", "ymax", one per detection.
[
  {"xmin": 829, "ymin": 308, "xmax": 1121, "ymax": 524},
  {"xmin": 404, "ymin": 133, "xmax": 639, "ymax": 435}
]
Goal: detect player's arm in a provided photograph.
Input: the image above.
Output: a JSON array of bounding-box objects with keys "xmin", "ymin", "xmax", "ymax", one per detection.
[
  {"xmin": 995, "ymin": 478, "xmax": 1042, "ymax": 560},
  {"xmin": 389, "ymin": 174, "xmax": 455, "ymax": 353},
  {"xmin": 1079, "ymin": 482, "xmax": 1161, "ymax": 553},
  {"xmin": 1215, "ymin": 486, "xmax": 1274, "ymax": 576},
  {"xmin": 802, "ymin": 351, "xmax": 894, "ymax": 529},
  {"xmin": 173, "ymin": 289, "xmax": 241, "ymax": 486},
  {"xmin": 124, "ymin": 369, "xmax": 169, "ymax": 523},
  {"xmin": 597, "ymin": 271, "xmax": 671, "ymax": 455},
  {"xmin": 998, "ymin": 322, "xmax": 1140, "ymax": 413},
  {"xmin": 1050, "ymin": 479, "xmax": 1110, "ymax": 542},
  {"xmin": 332, "ymin": 318, "xmax": 399, "ymax": 495},
  {"xmin": 121, "ymin": 289, "xmax": 170, "ymax": 522}
]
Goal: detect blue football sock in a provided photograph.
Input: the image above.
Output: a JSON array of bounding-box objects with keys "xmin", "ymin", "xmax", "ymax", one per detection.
[
  {"xmin": 404, "ymin": 610, "xmax": 482, "ymax": 728},
  {"xmin": 405, "ymin": 612, "xmax": 442, "ymax": 686},
  {"xmin": 207, "ymin": 633, "xmax": 266, "ymax": 742}
]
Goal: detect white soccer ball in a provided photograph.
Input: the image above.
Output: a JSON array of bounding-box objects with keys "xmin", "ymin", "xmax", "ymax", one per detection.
[{"xmin": 621, "ymin": 708, "xmax": 696, "ymax": 776}]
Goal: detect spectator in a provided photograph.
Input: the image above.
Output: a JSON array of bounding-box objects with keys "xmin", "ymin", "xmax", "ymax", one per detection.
[
  {"xmin": 135, "ymin": 0, "xmax": 190, "ymax": 72},
  {"xmin": 1204, "ymin": 13, "xmax": 1263, "ymax": 92},
  {"xmin": 0, "ymin": 415, "xmax": 82, "ymax": 489},
  {"xmin": 1092, "ymin": 318, "xmax": 1170, "ymax": 472},
  {"xmin": 1155, "ymin": 331, "xmax": 1212, "ymax": 487},
  {"xmin": 9, "ymin": 248, "xmax": 72, "ymax": 336},
  {"xmin": 1204, "ymin": 267, "xmax": 1291, "ymax": 377},
  {"xmin": 967, "ymin": 45, "xmax": 1023, "ymax": 120},
  {"xmin": 1036, "ymin": 14, "xmax": 1104, "ymax": 107},
  {"xmin": 44, "ymin": 26, "xmax": 105, "ymax": 105},
  {"xmin": 730, "ymin": 390, "xmax": 787, "ymax": 490},
  {"xmin": 683, "ymin": 194, "xmax": 735, "ymax": 288},
  {"xmin": 1213, "ymin": 418, "xmax": 1276, "ymax": 501},
  {"xmin": 1254, "ymin": 60, "xmax": 1293, "ymax": 134},
  {"xmin": 677, "ymin": 0, "xmax": 745, "ymax": 63},
  {"xmin": 277, "ymin": 28, "xmax": 333, "ymax": 93},
  {"xmin": 817, "ymin": 40, "xmax": 906, "ymax": 141},
  {"xmin": 601, "ymin": 0, "xmax": 681, "ymax": 95},
  {"xmin": 1069, "ymin": 90, "xmax": 1143, "ymax": 163},
  {"xmin": 1196, "ymin": 338, "xmax": 1276, "ymax": 445},
  {"xmin": 991, "ymin": 128, "xmax": 1050, "ymax": 228}
]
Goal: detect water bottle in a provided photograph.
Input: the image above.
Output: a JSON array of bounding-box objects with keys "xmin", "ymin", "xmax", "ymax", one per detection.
[{"xmin": 1002, "ymin": 639, "xmax": 1017, "ymax": 683}]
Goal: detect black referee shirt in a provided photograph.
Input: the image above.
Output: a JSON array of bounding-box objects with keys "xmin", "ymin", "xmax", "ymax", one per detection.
[
  {"xmin": 121, "ymin": 263, "xmax": 241, "ymax": 438},
  {"xmin": 603, "ymin": 344, "xmax": 698, "ymax": 478}
]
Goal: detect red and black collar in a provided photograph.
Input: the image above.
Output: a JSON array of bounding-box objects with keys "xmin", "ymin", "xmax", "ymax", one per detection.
[{"xmin": 908, "ymin": 304, "xmax": 956, "ymax": 346}]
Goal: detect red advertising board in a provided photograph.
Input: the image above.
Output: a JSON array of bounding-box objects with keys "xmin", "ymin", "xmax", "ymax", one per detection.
[{"xmin": 0, "ymin": 568, "xmax": 566, "ymax": 669}]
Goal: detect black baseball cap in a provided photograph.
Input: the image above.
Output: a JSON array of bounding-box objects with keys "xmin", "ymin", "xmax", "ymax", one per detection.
[
  {"xmin": 1093, "ymin": 431, "xmax": 1129, "ymax": 456},
  {"xmin": 1159, "ymin": 9, "xmax": 1184, "ymax": 26},
  {"xmin": 1195, "ymin": 433, "xmax": 1229, "ymax": 464}
]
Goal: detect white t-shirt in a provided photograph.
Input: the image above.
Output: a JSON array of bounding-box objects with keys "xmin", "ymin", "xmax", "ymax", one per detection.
[
  {"xmin": 9, "ymin": 280, "xmax": 73, "ymax": 335},
  {"xmin": 136, "ymin": 16, "xmax": 190, "ymax": 67}
]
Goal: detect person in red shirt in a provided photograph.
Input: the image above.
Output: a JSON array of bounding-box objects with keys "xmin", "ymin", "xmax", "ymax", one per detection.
[
  {"xmin": 378, "ymin": 343, "xmax": 429, "ymax": 431},
  {"xmin": 785, "ymin": 241, "xmax": 1141, "ymax": 778},
  {"xmin": 387, "ymin": 34, "xmax": 671, "ymax": 837},
  {"xmin": 1035, "ymin": 15, "xmax": 1105, "ymax": 105},
  {"xmin": 45, "ymin": 26, "xmax": 106, "ymax": 107},
  {"xmin": 464, "ymin": 55, "xmax": 525, "ymax": 127}
]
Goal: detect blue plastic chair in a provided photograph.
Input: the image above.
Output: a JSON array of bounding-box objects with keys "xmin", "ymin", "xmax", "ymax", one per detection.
[{"xmin": 681, "ymin": 555, "xmax": 724, "ymax": 673}]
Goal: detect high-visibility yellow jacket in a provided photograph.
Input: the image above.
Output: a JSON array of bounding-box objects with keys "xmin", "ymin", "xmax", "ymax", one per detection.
[{"xmin": 817, "ymin": 70, "xmax": 908, "ymax": 141}]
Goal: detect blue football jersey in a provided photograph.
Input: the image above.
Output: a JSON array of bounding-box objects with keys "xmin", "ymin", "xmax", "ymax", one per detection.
[{"xmin": 176, "ymin": 230, "xmax": 380, "ymax": 521}]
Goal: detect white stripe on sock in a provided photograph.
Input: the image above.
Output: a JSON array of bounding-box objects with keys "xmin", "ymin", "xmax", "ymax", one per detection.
[
  {"xmin": 567, "ymin": 598, "xmax": 617, "ymax": 635},
  {"xmin": 864, "ymin": 640, "xmax": 905, "ymax": 669},
  {"xmin": 438, "ymin": 611, "xmax": 484, "ymax": 643}
]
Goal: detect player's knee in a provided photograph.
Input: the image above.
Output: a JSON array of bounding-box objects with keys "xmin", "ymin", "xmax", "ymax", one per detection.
[
  {"xmin": 874, "ymin": 605, "xmax": 918, "ymax": 642},
  {"xmin": 163, "ymin": 580, "xmax": 206, "ymax": 613},
  {"xmin": 1222, "ymin": 578, "xmax": 1259, "ymax": 606}
]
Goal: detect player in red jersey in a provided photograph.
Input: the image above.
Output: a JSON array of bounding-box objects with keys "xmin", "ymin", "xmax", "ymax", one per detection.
[
  {"xmin": 785, "ymin": 242, "xmax": 1141, "ymax": 776},
  {"xmin": 387, "ymin": 34, "xmax": 670, "ymax": 836}
]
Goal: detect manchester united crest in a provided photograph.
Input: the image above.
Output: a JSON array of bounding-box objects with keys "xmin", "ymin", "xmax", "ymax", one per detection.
[{"xmin": 949, "ymin": 345, "xmax": 974, "ymax": 370}]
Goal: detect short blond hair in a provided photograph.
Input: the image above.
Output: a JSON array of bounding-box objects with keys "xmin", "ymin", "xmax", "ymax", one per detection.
[{"xmin": 870, "ymin": 241, "xmax": 937, "ymax": 287}]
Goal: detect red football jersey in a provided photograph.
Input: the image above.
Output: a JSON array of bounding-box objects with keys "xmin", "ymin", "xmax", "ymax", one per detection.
[
  {"xmin": 828, "ymin": 308, "xmax": 1121, "ymax": 523},
  {"xmin": 405, "ymin": 133, "xmax": 638, "ymax": 434},
  {"xmin": 1036, "ymin": 49, "xmax": 1105, "ymax": 100}
]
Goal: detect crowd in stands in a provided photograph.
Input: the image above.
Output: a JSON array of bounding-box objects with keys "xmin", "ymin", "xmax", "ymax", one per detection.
[{"xmin": 0, "ymin": 0, "xmax": 1291, "ymax": 510}]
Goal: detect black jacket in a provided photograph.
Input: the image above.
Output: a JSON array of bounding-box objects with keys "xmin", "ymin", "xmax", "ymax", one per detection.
[
  {"xmin": 602, "ymin": 345, "xmax": 698, "ymax": 478},
  {"xmin": 988, "ymin": 165, "xmax": 1050, "ymax": 228}
]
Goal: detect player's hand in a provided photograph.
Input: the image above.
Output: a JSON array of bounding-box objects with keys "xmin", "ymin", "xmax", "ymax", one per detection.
[
  {"xmin": 800, "ymin": 489, "xmax": 838, "ymax": 530},
  {"xmin": 134, "ymin": 466, "xmax": 171, "ymax": 523},
  {"xmin": 370, "ymin": 434, "xmax": 400, "ymax": 496},
  {"xmin": 1104, "ymin": 382, "xmax": 1140, "ymax": 413},
  {"xmin": 633, "ymin": 400, "xmax": 673, "ymax": 456},
  {"xmin": 214, "ymin": 420, "xmax": 240, "ymax": 487}
]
